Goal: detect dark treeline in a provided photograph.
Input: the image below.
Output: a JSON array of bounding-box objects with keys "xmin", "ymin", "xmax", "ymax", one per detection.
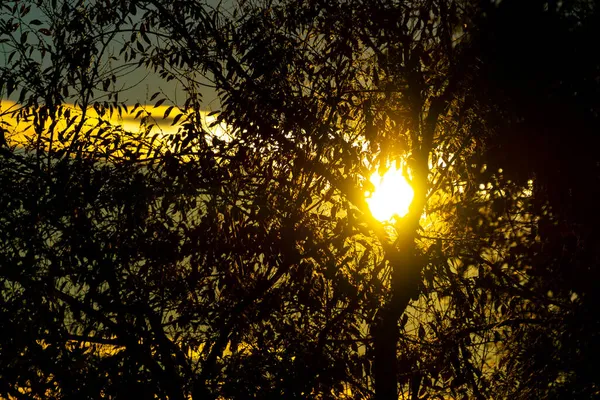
[{"xmin": 1, "ymin": 0, "xmax": 598, "ymax": 399}]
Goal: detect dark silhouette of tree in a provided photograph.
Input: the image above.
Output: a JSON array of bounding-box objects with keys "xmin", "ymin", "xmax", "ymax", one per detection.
[
  {"xmin": 1, "ymin": 0, "xmax": 598, "ymax": 399},
  {"xmin": 466, "ymin": 0, "xmax": 600, "ymax": 398}
]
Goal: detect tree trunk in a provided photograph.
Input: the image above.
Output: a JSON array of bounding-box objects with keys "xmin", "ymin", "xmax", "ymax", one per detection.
[
  {"xmin": 372, "ymin": 153, "xmax": 427, "ymax": 399},
  {"xmin": 373, "ymin": 286, "xmax": 420, "ymax": 399},
  {"xmin": 373, "ymin": 241, "xmax": 422, "ymax": 400}
]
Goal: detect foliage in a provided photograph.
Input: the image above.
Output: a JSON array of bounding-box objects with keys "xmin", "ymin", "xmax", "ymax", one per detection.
[
  {"xmin": 467, "ymin": 1, "xmax": 600, "ymax": 398},
  {"xmin": 1, "ymin": 0, "xmax": 599, "ymax": 399}
]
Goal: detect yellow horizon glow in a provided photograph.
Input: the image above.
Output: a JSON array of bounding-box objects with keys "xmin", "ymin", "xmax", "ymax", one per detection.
[
  {"xmin": 0, "ymin": 100, "xmax": 228, "ymax": 150},
  {"xmin": 365, "ymin": 165, "xmax": 414, "ymax": 221}
]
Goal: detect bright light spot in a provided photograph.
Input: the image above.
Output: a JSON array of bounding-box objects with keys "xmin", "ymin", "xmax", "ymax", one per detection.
[
  {"xmin": 365, "ymin": 166, "xmax": 414, "ymax": 221},
  {"xmin": 522, "ymin": 179, "xmax": 534, "ymax": 197}
]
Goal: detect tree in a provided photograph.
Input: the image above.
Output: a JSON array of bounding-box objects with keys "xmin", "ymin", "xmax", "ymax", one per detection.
[
  {"xmin": 141, "ymin": 0, "xmax": 510, "ymax": 397},
  {"xmin": 466, "ymin": 0, "xmax": 600, "ymax": 397},
  {"xmin": 2, "ymin": 0, "xmax": 598, "ymax": 399}
]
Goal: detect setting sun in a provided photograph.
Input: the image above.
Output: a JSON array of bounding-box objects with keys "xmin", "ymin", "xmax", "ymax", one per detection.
[{"xmin": 365, "ymin": 166, "xmax": 414, "ymax": 221}]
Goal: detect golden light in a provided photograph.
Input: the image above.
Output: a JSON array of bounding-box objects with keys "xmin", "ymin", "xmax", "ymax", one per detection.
[
  {"xmin": 365, "ymin": 165, "xmax": 414, "ymax": 221},
  {"xmin": 0, "ymin": 100, "xmax": 229, "ymax": 150}
]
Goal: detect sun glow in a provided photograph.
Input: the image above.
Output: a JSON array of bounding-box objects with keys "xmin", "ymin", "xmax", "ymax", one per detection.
[{"xmin": 365, "ymin": 166, "xmax": 414, "ymax": 221}]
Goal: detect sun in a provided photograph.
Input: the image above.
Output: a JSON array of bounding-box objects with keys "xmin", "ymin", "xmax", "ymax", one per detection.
[{"xmin": 365, "ymin": 165, "xmax": 414, "ymax": 221}]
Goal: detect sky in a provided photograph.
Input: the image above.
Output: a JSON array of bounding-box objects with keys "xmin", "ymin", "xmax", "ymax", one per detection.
[
  {"xmin": 0, "ymin": 99, "xmax": 230, "ymax": 148},
  {"xmin": 1, "ymin": 0, "xmax": 231, "ymax": 109}
]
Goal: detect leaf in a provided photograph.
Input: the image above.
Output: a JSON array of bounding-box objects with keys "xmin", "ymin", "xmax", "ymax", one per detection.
[
  {"xmin": 141, "ymin": 30, "xmax": 151, "ymax": 45},
  {"xmin": 6, "ymin": 78, "xmax": 15, "ymax": 96},
  {"xmin": 20, "ymin": 4, "xmax": 31, "ymax": 16},
  {"xmin": 163, "ymin": 106, "xmax": 174, "ymax": 119},
  {"xmin": 331, "ymin": 204, "xmax": 338, "ymax": 220},
  {"xmin": 30, "ymin": 19, "xmax": 42, "ymax": 26},
  {"xmin": 171, "ymin": 113, "xmax": 184, "ymax": 126},
  {"xmin": 18, "ymin": 87, "xmax": 27, "ymax": 103},
  {"xmin": 154, "ymin": 98, "xmax": 166, "ymax": 108},
  {"xmin": 418, "ymin": 324, "xmax": 425, "ymax": 339},
  {"xmin": 400, "ymin": 314, "xmax": 409, "ymax": 329}
]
